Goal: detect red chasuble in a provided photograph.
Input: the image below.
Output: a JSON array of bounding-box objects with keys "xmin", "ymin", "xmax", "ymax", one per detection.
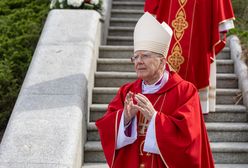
[
  {"xmin": 96, "ymin": 71, "xmax": 214, "ymax": 168},
  {"xmin": 144, "ymin": 0, "xmax": 234, "ymax": 89}
]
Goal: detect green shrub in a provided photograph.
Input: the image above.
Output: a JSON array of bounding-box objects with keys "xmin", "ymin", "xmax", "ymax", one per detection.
[
  {"xmin": 230, "ymin": 0, "xmax": 248, "ymax": 64},
  {"xmin": 0, "ymin": 0, "xmax": 50, "ymax": 129}
]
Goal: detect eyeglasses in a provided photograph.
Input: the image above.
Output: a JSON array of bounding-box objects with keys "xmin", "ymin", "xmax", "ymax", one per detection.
[{"xmin": 131, "ymin": 53, "xmax": 163, "ymax": 63}]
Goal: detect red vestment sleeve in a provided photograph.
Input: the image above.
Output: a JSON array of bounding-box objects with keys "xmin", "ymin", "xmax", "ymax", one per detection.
[
  {"xmin": 155, "ymin": 82, "xmax": 214, "ymax": 167},
  {"xmin": 213, "ymin": 0, "xmax": 235, "ymax": 55},
  {"xmin": 218, "ymin": 0, "xmax": 235, "ymax": 22},
  {"xmin": 144, "ymin": 0, "xmax": 160, "ymax": 15}
]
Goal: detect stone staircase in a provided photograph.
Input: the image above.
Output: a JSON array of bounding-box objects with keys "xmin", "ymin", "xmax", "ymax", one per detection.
[{"xmin": 83, "ymin": 0, "xmax": 248, "ymax": 167}]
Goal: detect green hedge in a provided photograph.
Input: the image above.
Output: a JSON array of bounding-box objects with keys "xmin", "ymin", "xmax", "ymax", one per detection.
[
  {"xmin": 0, "ymin": 0, "xmax": 50, "ymax": 129},
  {"xmin": 230, "ymin": 0, "xmax": 248, "ymax": 64}
]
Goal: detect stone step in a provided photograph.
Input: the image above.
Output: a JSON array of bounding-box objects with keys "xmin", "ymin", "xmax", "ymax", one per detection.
[
  {"xmin": 112, "ymin": 1, "xmax": 144, "ymax": 10},
  {"xmin": 90, "ymin": 104, "xmax": 247, "ymax": 123},
  {"xmin": 206, "ymin": 122, "xmax": 248, "ymax": 142},
  {"xmin": 84, "ymin": 141, "xmax": 106, "ymax": 163},
  {"xmin": 107, "ymin": 36, "xmax": 133, "ymax": 45},
  {"xmin": 87, "ymin": 122, "xmax": 248, "ymax": 142},
  {"xmin": 99, "ymin": 45, "xmax": 133, "ymax": 58},
  {"xmin": 94, "ymin": 72, "xmax": 238, "ymax": 88},
  {"xmin": 108, "ymin": 26, "xmax": 134, "ymax": 36},
  {"xmin": 217, "ymin": 73, "xmax": 238, "ymax": 89},
  {"xmin": 97, "ymin": 58, "xmax": 234, "ymax": 73},
  {"xmin": 211, "ymin": 142, "xmax": 248, "ymax": 164},
  {"xmin": 97, "ymin": 58, "xmax": 133, "ymax": 72},
  {"xmin": 90, "ymin": 104, "xmax": 107, "ymax": 122},
  {"xmin": 92, "ymin": 87, "xmax": 118, "ymax": 104},
  {"xmin": 87, "ymin": 122, "xmax": 98, "ymax": 141},
  {"xmin": 84, "ymin": 141, "xmax": 248, "ymax": 163},
  {"xmin": 92, "ymin": 87, "xmax": 242, "ymax": 105},
  {"xmin": 217, "ymin": 59, "xmax": 234, "ymax": 73},
  {"xmin": 203, "ymin": 105, "xmax": 247, "ymax": 122},
  {"xmin": 106, "ymin": 35, "xmax": 232, "ymax": 52},
  {"xmin": 216, "ymin": 47, "xmax": 231, "ymax": 59},
  {"xmin": 82, "ymin": 163, "xmax": 108, "ymax": 168},
  {"xmin": 106, "ymin": 36, "xmax": 233, "ymax": 53},
  {"xmin": 110, "ymin": 18, "xmax": 138, "ymax": 27},
  {"xmin": 215, "ymin": 164, "xmax": 248, "ymax": 168},
  {"xmin": 82, "ymin": 163, "xmax": 248, "ymax": 168},
  {"xmin": 99, "ymin": 45, "xmax": 230, "ymax": 59},
  {"xmin": 111, "ymin": 9, "xmax": 144, "ymax": 19},
  {"xmin": 216, "ymin": 88, "xmax": 243, "ymax": 105},
  {"xmin": 95, "ymin": 71, "xmax": 137, "ymax": 87}
]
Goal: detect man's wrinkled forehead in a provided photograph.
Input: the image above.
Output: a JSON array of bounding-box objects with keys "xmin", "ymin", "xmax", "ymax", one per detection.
[
  {"xmin": 134, "ymin": 50, "xmax": 152, "ymax": 56},
  {"xmin": 134, "ymin": 50, "xmax": 162, "ymax": 56}
]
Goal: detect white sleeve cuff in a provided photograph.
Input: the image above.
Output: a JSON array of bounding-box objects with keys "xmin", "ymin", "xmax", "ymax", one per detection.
[
  {"xmin": 144, "ymin": 112, "xmax": 159, "ymax": 154},
  {"xmin": 116, "ymin": 112, "xmax": 137, "ymax": 149},
  {"xmin": 219, "ymin": 20, "xmax": 235, "ymax": 32}
]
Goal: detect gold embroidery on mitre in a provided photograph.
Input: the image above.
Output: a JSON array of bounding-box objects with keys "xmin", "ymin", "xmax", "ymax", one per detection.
[{"xmin": 168, "ymin": 0, "xmax": 188, "ymax": 72}]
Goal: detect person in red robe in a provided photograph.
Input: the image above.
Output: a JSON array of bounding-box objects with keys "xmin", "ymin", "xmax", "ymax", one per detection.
[
  {"xmin": 96, "ymin": 12, "xmax": 214, "ymax": 168},
  {"xmin": 144, "ymin": 0, "xmax": 235, "ymax": 114}
]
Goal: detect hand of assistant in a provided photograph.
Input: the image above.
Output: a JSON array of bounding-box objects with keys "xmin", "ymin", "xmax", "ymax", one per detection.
[
  {"xmin": 134, "ymin": 93, "xmax": 157, "ymax": 121},
  {"xmin": 124, "ymin": 91, "xmax": 139, "ymax": 125}
]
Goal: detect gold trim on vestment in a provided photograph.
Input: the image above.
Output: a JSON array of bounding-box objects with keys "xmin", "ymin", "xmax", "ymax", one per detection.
[
  {"xmin": 154, "ymin": 94, "xmax": 169, "ymax": 167},
  {"xmin": 138, "ymin": 94, "xmax": 164, "ymax": 167},
  {"xmin": 140, "ymin": 140, "xmax": 145, "ymax": 156},
  {"xmin": 111, "ymin": 110, "xmax": 121, "ymax": 168},
  {"xmin": 168, "ymin": 0, "xmax": 189, "ymax": 72}
]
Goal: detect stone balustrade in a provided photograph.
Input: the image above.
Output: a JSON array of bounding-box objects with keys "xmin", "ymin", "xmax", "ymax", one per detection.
[
  {"xmin": 0, "ymin": 10, "xmax": 101, "ymax": 168},
  {"xmin": 228, "ymin": 35, "xmax": 248, "ymax": 109}
]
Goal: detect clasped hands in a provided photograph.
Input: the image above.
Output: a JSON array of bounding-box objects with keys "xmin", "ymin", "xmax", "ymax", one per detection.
[{"xmin": 124, "ymin": 91, "xmax": 157, "ymax": 125}]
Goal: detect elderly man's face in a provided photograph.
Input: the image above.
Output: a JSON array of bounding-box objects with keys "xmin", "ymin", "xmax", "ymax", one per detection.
[{"xmin": 132, "ymin": 50, "xmax": 165, "ymax": 84}]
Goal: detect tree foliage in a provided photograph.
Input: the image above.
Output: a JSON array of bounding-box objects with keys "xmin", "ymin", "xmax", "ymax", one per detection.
[{"xmin": 0, "ymin": 0, "xmax": 50, "ymax": 129}]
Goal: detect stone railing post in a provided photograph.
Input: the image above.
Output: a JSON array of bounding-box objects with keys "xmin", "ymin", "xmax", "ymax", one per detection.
[
  {"xmin": 0, "ymin": 10, "xmax": 101, "ymax": 168},
  {"xmin": 228, "ymin": 35, "xmax": 248, "ymax": 109}
]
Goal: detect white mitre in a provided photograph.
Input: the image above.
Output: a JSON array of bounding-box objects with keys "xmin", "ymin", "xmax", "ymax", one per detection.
[{"xmin": 134, "ymin": 12, "xmax": 173, "ymax": 57}]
